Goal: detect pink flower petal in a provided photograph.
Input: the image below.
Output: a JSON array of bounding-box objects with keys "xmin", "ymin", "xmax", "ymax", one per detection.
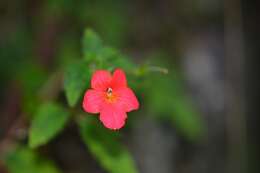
[
  {"xmin": 115, "ymin": 87, "xmax": 139, "ymax": 112},
  {"xmin": 82, "ymin": 89, "xmax": 104, "ymax": 113},
  {"xmin": 99, "ymin": 104, "xmax": 127, "ymax": 130},
  {"xmin": 91, "ymin": 70, "xmax": 112, "ymax": 90},
  {"xmin": 111, "ymin": 68, "xmax": 127, "ymax": 89}
]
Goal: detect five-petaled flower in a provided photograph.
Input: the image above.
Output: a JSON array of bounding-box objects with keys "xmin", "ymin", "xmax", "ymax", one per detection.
[{"xmin": 82, "ymin": 68, "xmax": 139, "ymax": 130}]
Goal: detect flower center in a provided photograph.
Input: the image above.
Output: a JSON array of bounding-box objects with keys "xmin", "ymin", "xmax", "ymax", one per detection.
[
  {"xmin": 107, "ymin": 87, "xmax": 113, "ymax": 95},
  {"xmin": 105, "ymin": 87, "xmax": 117, "ymax": 103}
]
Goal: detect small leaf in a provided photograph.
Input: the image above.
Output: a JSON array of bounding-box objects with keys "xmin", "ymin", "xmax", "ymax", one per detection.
[
  {"xmin": 95, "ymin": 47, "xmax": 136, "ymax": 72},
  {"xmin": 109, "ymin": 53, "xmax": 135, "ymax": 72},
  {"xmin": 64, "ymin": 61, "xmax": 90, "ymax": 107},
  {"xmin": 83, "ymin": 29, "xmax": 103, "ymax": 61},
  {"xmin": 3, "ymin": 145, "xmax": 62, "ymax": 173},
  {"xmin": 29, "ymin": 103, "xmax": 70, "ymax": 148},
  {"xmin": 82, "ymin": 29, "xmax": 137, "ymax": 73},
  {"xmin": 78, "ymin": 117, "xmax": 138, "ymax": 173}
]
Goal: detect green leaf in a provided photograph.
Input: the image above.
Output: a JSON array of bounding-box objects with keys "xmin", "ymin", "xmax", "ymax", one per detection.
[
  {"xmin": 29, "ymin": 103, "xmax": 70, "ymax": 148},
  {"xmin": 108, "ymin": 53, "xmax": 136, "ymax": 72},
  {"xmin": 83, "ymin": 28, "xmax": 103, "ymax": 61},
  {"xmin": 93, "ymin": 47, "xmax": 134, "ymax": 70},
  {"xmin": 3, "ymin": 146, "xmax": 62, "ymax": 173},
  {"xmin": 82, "ymin": 28, "xmax": 137, "ymax": 73},
  {"xmin": 78, "ymin": 117, "xmax": 138, "ymax": 173},
  {"xmin": 64, "ymin": 61, "xmax": 90, "ymax": 107}
]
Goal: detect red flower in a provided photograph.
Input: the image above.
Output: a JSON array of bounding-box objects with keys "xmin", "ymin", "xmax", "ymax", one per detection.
[{"xmin": 82, "ymin": 68, "xmax": 139, "ymax": 130}]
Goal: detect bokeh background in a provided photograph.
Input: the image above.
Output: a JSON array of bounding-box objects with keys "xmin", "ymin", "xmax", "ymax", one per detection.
[{"xmin": 0, "ymin": 0, "xmax": 259, "ymax": 173}]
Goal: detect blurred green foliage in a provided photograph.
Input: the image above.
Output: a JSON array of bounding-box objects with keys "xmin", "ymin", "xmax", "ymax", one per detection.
[
  {"xmin": 17, "ymin": 63, "xmax": 48, "ymax": 116},
  {"xmin": 146, "ymin": 72, "xmax": 205, "ymax": 141},
  {"xmin": 44, "ymin": 0, "xmax": 128, "ymax": 47},
  {"xmin": 3, "ymin": 146, "xmax": 61, "ymax": 173},
  {"xmin": 0, "ymin": 26, "xmax": 33, "ymax": 88}
]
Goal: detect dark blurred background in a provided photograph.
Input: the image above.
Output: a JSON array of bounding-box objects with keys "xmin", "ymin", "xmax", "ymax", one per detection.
[{"xmin": 0, "ymin": 0, "xmax": 259, "ymax": 173}]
